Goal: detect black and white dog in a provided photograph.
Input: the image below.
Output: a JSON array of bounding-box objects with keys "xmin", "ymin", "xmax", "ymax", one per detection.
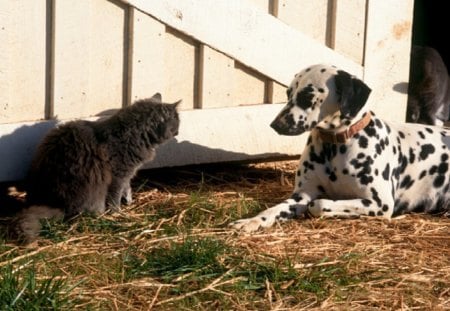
[{"xmin": 230, "ymin": 64, "xmax": 450, "ymax": 232}]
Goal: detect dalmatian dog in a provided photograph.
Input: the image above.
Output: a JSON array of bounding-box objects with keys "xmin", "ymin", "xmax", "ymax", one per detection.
[{"xmin": 230, "ymin": 64, "xmax": 450, "ymax": 232}]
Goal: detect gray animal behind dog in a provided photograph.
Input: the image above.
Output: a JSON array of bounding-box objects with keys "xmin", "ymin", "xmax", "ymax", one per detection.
[
  {"xmin": 15, "ymin": 93, "xmax": 180, "ymax": 243},
  {"xmin": 407, "ymin": 45, "xmax": 450, "ymax": 125}
]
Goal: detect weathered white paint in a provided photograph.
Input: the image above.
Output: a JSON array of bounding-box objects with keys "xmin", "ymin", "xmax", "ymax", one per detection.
[
  {"xmin": 363, "ymin": 1, "xmax": 413, "ymax": 122},
  {"xmin": 131, "ymin": 10, "xmax": 198, "ymax": 110},
  {"xmin": 199, "ymin": 46, "xmax": 268, "ymax": 108},
  {"xmin": 53, "ymin": 0, "xmax": 127, "ymax": 119},
  {"xmin": 0, "ymin": 104, "xmax": 302, "ymax": 182},
  {"xmin": 0, "ymin": 0, "xmax": 47, "ymax": 123},
  {"xmin": 277, "ymin": 0, "xmax": 330, "ymax": 45},
  {"xmin": 333, "ymin": 0, "xmax": 366, "ymax": 64},
  {"xmin": 119, "ymin": 0, "xmax": 363, "ymax": 86}
]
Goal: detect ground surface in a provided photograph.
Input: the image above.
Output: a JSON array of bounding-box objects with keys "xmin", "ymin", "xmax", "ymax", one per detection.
[{"xmin": 0, "ymin": 160, "xmax": 449, "ymax": 310}]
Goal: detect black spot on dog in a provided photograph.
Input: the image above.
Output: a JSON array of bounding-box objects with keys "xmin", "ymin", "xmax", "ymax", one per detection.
[
  {"xmin": 400, "ymin": 175, "xmax": 414, "ymax": 189},
  {"xmin": 441, "ymin": 153, "xmax": 449, "ymax": 162},
  {"xmin": 374, "ymin": 119, "xmax": 383, "ymax": 129},
  {"xmin": 375, "ymin": 144, "xmax": 382, "ymax": 155},
  {"xmin": 318, "ymin": 185, "xmax": 325, "ymax": 193},
  {"xmin": 339, "ymin": 145, "xmax": 347, "ymax": 154},
  {"xmin": 433, "ymin": 175, "xmax": 445, "ymax": 188},
  {"xmin": 318, "ymin": 88, "xmax": 324, "ymax": 93},
  {"xmin": 291, "ymin": 193, "xmax": 303, "ymax": 202},
  {"xmin": 409, "ymin": 148, "xmax": 415, "ymax": 164},
  {"xmin": 368, "ymin": 211, "xmax": 375, "ymax": 216},
  {"xmin": 393, "ymin": 201, "xmax": 409, "ymax": 216},
  {"xmin": 438, "ymin": 162, "xmax": 448, "ymax": 174},
  {"xmin": 419, "ymin": 144, "xmax": 435, "ymax": 160},
  {"xmin": 358, "ymin": 136, "xmax": 368, "ymax": 148},
  {"xmin": 320, "ymin": 68, "xmax": 326, "ymax": 73},
  {"xmin": 278, "ymin": 211, "xmax": 293, "ymax": 219},
  {"xmin": 398, "ymin": 131, "xmax": 405, "ymax": 139},
  {"xmin": 329, "ymin": 172, "xmax": 337, "ymax": 182},
  {"xmin": 342, "ymin": 168, "xmax": 349, "ymax": 175},
  {"xmin": 382, "ymin": 163, "xmax": 390, "ymax": 180},
  {"xmin": 286, "ymin": 87, "xmax": 293, "ymax": 98},
  {"xmin": 370, "ymin": 187, "xmax": 382, "ymax": 207},
  {"xmin": 295, "ymin": 86, "xmax": 315, "ymax": 109},
  {"xmin": 418, "ymin": 131, "xmax": 425, "ymax": 139},
  {"xmin": 425, "ymin": 127, "xmax": 433, "ymax": 134},
  {"xmin": 419, "ymin": 170, "xmax": 427, "ymax": 179},
  {"xmin": 382, "ymin": 205, "xmax": 388, "ymax": 212},
  {"xmin": 362, "ymin": 199, "xmax": 371, "ymax": 206},
  {"xmin": 385, "ymin": 124, "xmax": 391, "ymax": 134},
  {"xmin": 377, "ymin": 211, "xmax": 384, "ymax": 216},
  {"xmin": 363, "ymin": 123, "xmax": 377, "ymax": 137},
  {"xmin": 261, "ymin": 217, "xmax": 266, "ymax": 221}
]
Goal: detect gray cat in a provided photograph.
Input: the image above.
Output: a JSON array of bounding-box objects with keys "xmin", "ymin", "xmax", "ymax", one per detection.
[
  {"xmin": 406, "ymin": 45, "xmax": 450, "ymax": 125},
  {"xmin": 15, "ymin": 93, "xmax": 180, "ymax": 243}
]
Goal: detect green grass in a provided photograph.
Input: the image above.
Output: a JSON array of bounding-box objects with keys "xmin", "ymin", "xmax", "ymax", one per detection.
[
  {"xmin": 0, "ymin": 264, "xmax": 77, "ymax": 310},
  {"xmin": 125, "ymin": 237, "xmax": 228, "ymax": 282}
]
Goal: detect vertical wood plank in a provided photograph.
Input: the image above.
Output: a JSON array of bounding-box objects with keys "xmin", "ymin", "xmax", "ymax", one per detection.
[
  {"xmin": 130, "ymin": 9, "xmax": 166, "ymax": 103},
  {"xmin": 199, "ymin": 46, "xmax": 235, "ymax": 108},
  {"xmin": 277, "ymin": 0, "xmax": 329, "ymax": 44},
  {"xmin": 0, "ymin": 0, "xmax": 47, "ymax": 123},
  {"xmin": 164, "ymin": 28, "xmax": 198, "ymax": 110},
  {"xmin": 53, "ymin": 0, "xmax": 126, "ymax": 119},
  {"xmin": 200, "ymin": 47, "xmax": 266, "ymax": 108},
  {"xmin": 131, "ymin": 12, "xmax": 197, "ymax": 109},
  {"xmin": 363, "ymin": 1, "xmax": 413, "ymax": 122},
  {"xmin": 234, "ymin": 62, "xmax": 267, "ymax": 105},
  {"xmin": 333, "ymin": 0, "xmax": 366, "ymax": 64}
]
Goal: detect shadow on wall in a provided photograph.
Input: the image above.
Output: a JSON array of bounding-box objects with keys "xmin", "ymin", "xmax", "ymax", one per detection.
[
  {"xmin": 0, "ymin": 121, "xmax": 58, "ymax": 182},
  {"xmin": 147, "ymin": 138, "xmax": 290, "ymax": 169}
]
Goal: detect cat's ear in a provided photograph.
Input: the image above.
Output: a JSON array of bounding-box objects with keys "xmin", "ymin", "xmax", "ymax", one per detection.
[
  {"xmin": 150, "ymin": 93, "xmax": 162, "ymax": 102},
  {"xmin": 172, "ymin": 100, "xmax": 182, "ymax": 109}
]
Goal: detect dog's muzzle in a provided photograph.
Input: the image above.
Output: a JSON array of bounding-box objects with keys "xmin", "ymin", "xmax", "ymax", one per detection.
[{"xmin": 270, "ymin": 118, "xmax": 305, "ymax": 136}]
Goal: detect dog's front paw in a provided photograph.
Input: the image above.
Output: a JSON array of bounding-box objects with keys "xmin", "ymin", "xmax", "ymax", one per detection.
[{"xmin": 228, "ymin": 217, "xmax": 266, "ymax": 232}]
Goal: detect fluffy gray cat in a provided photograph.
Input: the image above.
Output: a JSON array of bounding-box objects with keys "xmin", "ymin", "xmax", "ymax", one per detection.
[{"xmin": 15, "ymin": 93, "xmax": 180, "ymax": 243}]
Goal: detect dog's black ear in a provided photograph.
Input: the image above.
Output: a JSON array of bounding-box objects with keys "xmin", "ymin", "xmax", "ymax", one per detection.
[{"xmin": 334, "ymin": 70, "xmax": 371, "ymax": 118}]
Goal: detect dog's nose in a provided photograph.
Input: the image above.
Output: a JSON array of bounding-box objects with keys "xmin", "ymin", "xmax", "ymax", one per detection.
[
  {"xmin": 270, "ymin": 119, "xmax": 285, "ymax": 135},
  {"xmin": 270, "ymin": 120, "xmax": 281, "ymax": 134}
]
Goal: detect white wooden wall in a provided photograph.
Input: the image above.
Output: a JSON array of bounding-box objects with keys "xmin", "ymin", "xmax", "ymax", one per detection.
[{"xmin": 0, "ymin": 0, "xmax": 414, "ymax": 181}]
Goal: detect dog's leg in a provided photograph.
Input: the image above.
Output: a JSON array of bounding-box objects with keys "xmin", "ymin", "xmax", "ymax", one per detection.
[
  {"xmin": 229, "ymin": 192, "xmax": 312, "ymax": 232},
  {"xmin": 308, "ymin": 197, "xmax": 394, "ymax": 219}
]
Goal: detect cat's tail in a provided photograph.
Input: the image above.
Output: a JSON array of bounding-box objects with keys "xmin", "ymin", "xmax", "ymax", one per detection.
[{"xmin": 14, "ymin": 205, "xmax": 64, "ymax": 244}]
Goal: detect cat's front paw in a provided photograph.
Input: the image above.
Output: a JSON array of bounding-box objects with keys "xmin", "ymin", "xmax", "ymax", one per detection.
[
  {"xmin": 121, "ymin": 187, "xmax": 133, "ymax": 205},
  {"xmin": 228, "ymin": 217, "xmax": 266, "ymax": 232}
]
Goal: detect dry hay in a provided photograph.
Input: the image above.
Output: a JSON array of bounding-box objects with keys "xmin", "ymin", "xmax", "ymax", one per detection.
[{"xmin": 0, "ymin": 160, "xmax": 449, "ymax": 310}]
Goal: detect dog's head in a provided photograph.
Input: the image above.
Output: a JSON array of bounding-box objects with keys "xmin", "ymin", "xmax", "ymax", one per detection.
[{"xmin": 270, "ymin": 64, "xmax": 371, "ymax": 136}]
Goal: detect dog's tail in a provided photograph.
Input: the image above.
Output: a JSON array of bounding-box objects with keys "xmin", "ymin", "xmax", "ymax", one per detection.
[{"xmin": 14, "ymin": 205, "xmax": 64, "ymax": 244}]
